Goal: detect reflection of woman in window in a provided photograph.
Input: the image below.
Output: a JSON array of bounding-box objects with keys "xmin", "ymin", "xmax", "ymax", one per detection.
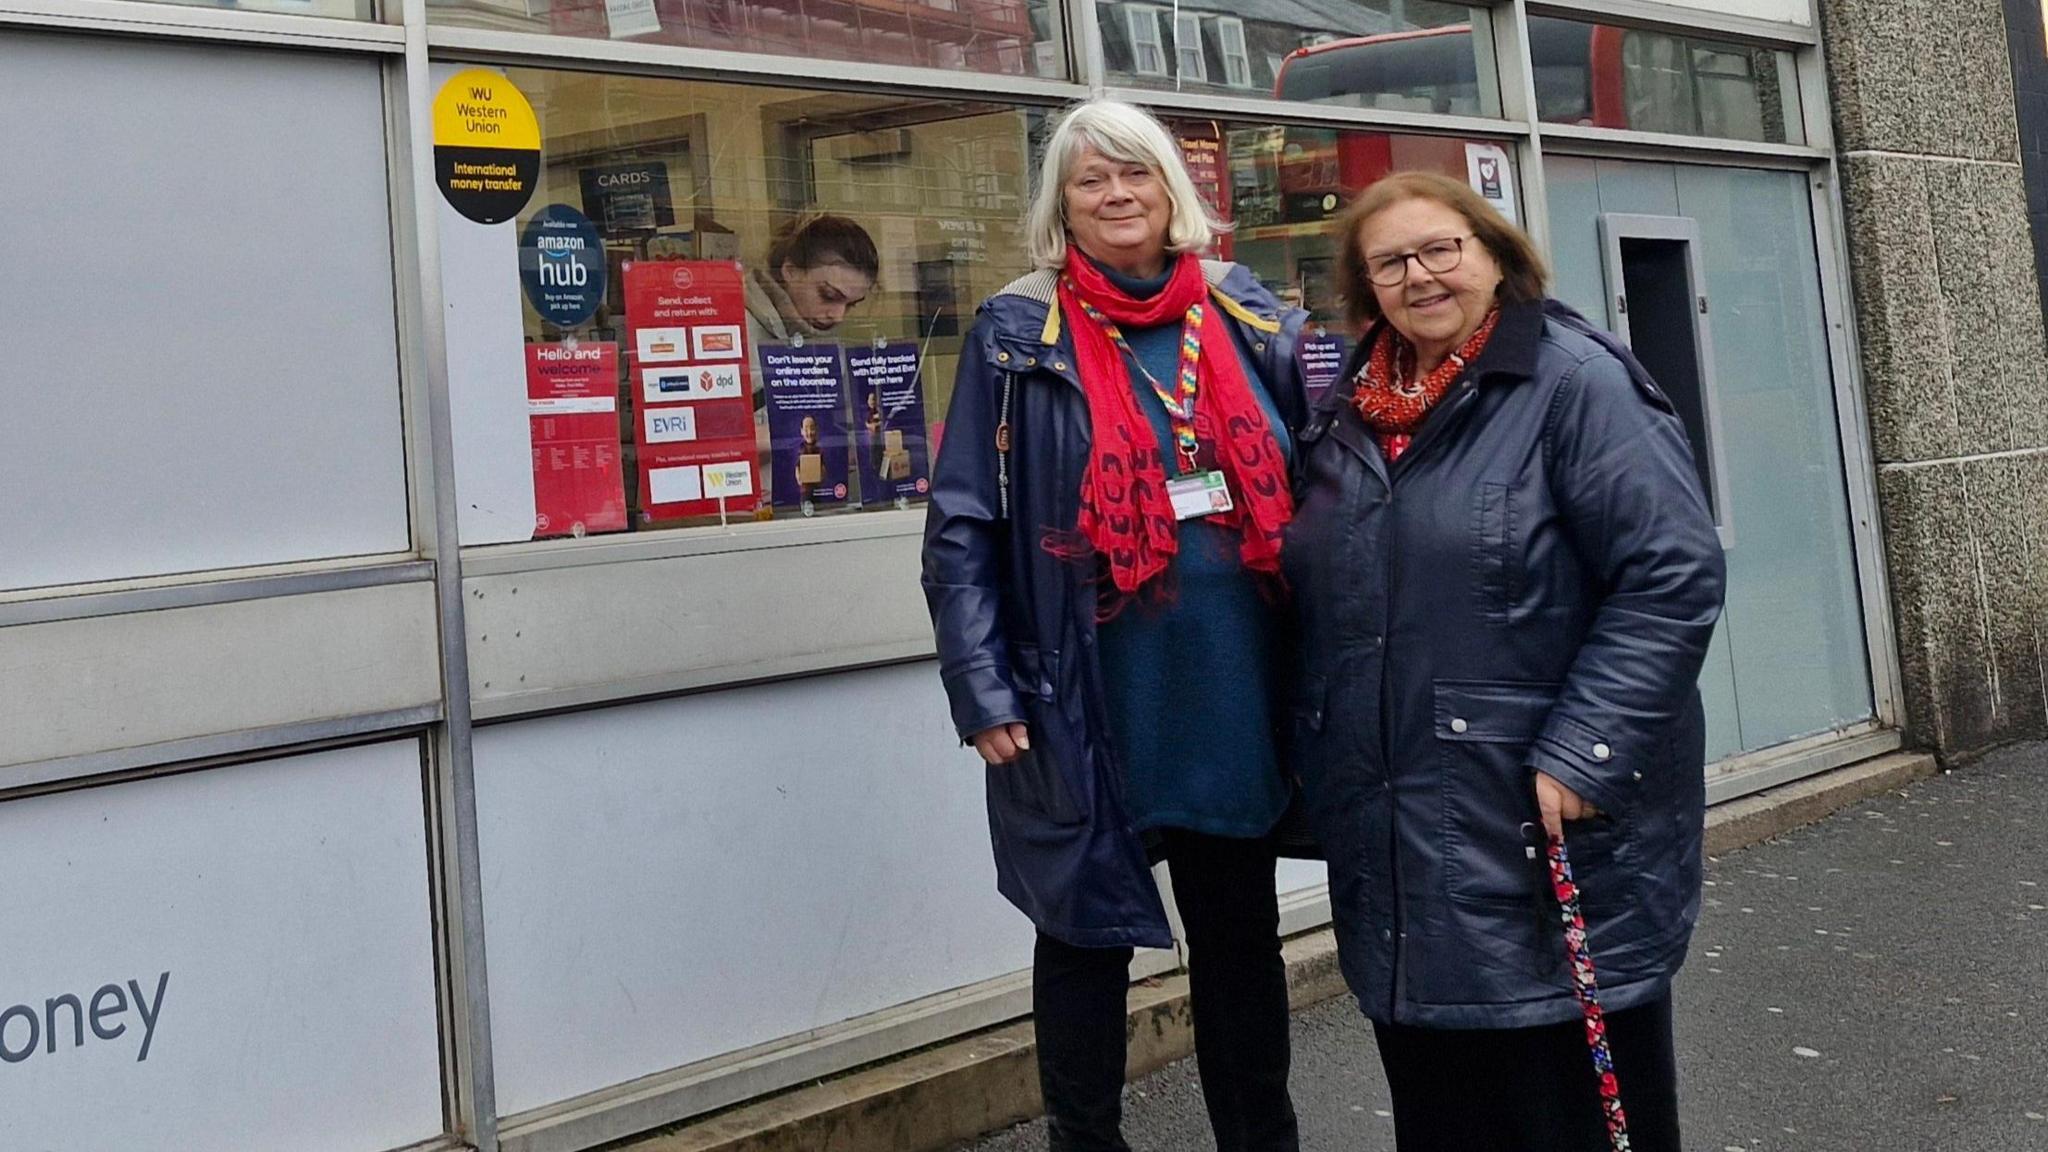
[
  {"xmin": 923, "ymin": 98, "xmax": 1311, "ymax": 1152},
  {"xmin": 749, "ymin": 215, "xmax": 878, "ymax": 508},
  {"xmin": 746, "ymin": 213, "xmax": 879, "ymax": 340}
]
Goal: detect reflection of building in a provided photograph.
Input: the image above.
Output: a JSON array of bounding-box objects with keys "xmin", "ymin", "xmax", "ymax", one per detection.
[
  {"xmin": 542, "ymin": 0, "xmax": 1044, "ymax": 72},
  {"xmin": 1098, "ymin": 0, "xmax": 1397, "ymax": 94}
]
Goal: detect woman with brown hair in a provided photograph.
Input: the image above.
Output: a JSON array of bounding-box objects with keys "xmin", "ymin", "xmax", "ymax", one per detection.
[{"xmin": 1283, "ymin": 171, "xmax": 1726, "ymax": 1150}]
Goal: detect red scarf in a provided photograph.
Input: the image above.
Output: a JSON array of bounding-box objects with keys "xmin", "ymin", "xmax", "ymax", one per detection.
[
  {"xmin": 1351, "ymin": 309, "xmax": 1500, "ymax": 462},
  {"xmin": 1051, "ymin": 253, "xmax": 1292, "ymax": 616}
]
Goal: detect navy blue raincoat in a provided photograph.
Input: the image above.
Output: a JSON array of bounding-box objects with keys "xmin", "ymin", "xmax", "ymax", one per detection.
[
  {"xmin": 1284, "ymin": 298, "xmax": 1727, "ymax": 1028},
  {"xmin": 921, "ymin": 261, "xmax": 1311, "ymax": 949}
]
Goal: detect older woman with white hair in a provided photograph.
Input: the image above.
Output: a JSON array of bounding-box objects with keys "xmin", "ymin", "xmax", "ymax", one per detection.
[{"xmin": 923, "ymin": 98, "xmax": 1312, "ymax": 1152}]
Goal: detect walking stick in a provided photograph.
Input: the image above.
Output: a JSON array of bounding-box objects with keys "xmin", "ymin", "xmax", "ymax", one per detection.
[{"xmin": 1543, "ymin": 830, "xmax": 1632, "ymax": 1152}]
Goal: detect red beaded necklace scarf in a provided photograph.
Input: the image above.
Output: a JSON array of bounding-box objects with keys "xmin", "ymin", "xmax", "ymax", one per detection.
[
  {"xmin": 1048, "ymin": 252, "xmax": 1293, "ymax": 617},
  {"xmin": 1350, "ymin": 308, "xmax": 1500, "ymax": 462}
]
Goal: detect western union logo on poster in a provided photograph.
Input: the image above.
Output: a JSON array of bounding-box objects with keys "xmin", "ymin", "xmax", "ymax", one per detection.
[{"xmin": 433, "ymin": 69, "xmax": 541, "ymax": 225}]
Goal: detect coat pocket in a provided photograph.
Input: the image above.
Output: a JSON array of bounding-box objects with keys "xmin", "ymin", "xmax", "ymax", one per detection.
[
  {"xmin": 986, "ymin": 643, "xmax": 1086, "ymax": 826},
  {"xmin": 1435, "ymin": 679, "xmax": 1562, "ymax": 905},
  {"xmin": 1472, "ymin": 482, "xmax": 1519, "ymax": 622}
]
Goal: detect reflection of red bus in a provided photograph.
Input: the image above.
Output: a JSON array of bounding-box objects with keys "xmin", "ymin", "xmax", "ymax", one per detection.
[
  {"xmin": 1275, "ymin": 25, "xmax": 1497, "ymax": 115},
  {"xmin": 1275, "ymin": 19, "xmax": 1750, "ymax": 134}
]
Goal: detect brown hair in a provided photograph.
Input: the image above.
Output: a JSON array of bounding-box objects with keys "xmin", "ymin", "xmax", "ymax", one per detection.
[
  {"xmin": 768, "ymin": 213, "xmax": 880, "ymax": 283},
  {"xmin": 1332, "ymin": 171, "xmax": 1548, "ymax": 333}
]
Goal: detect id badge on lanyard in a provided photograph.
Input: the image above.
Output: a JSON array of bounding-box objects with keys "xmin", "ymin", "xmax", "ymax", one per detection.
[
  {"xmin": 1167, "ymin": 439, "xmax": 1233, "ymax": 521},
  {"xmin": 1083, "ymin": 296, "xmax": 1232, "ymax": 520},
  {"xmin": 1167, "ymin": 468, "xmax": 1233, "ymax": 520}
]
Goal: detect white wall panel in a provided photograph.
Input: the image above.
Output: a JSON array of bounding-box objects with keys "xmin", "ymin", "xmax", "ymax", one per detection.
[
  {"xmin": 1275, "ymin": 859, "xmax": 1328, "ymax": 897},
  {"xmin": 0, "ymin": 741, "xmax": 443, "ymax": 1152},
  {"xmin": 0, "ymin": 34, "xmax": 409, "ymax": 590},
  {"xmin": 0, "ymin": 580, "xmax": 441, "ymax": 771},
  {"xmin": 465, "ymin": 530, "xmax": 932, "ymax": 716},
  {"xmin": 473, "ymin": 664, "xmax": 1032, "ymax": 1115}
]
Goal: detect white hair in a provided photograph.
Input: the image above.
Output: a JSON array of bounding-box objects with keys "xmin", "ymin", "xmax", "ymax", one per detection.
[{"xmin": 1024, "ymin": 99, "xmax": 1227, "ymax": 270}]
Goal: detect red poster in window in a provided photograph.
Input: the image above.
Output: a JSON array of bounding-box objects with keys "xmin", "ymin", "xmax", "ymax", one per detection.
[
  {"xmin": 624, "ymin": 260, "xmax": 761, "ymax": 521},
  {"xmin": 527, "ymin": 341, "xmax": 628, "ymax": 538}
]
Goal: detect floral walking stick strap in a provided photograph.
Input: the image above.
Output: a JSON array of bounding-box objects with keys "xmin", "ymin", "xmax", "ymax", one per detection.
[{"xmin": 1548, "ymin": 831, "xmax": 1633, "ymax": 1152}]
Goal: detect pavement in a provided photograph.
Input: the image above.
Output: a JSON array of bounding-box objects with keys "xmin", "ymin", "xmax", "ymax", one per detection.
[{"xmin": 965, "ymin": 744, "xmax": 2048, "ymax": 1152}]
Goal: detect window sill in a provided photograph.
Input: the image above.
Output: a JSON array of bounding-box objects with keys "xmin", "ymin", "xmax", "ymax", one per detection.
[{"xmin": 459, "ymin": 506, "xmax": 926, "ymax": 578}]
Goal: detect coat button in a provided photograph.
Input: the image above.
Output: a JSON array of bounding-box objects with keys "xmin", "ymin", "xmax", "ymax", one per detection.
[
  {"xmin": 996, "ymin": 351, "xmax": 1011, "ymax": 363},
  {"xmin": 1381, "ymin": 928, "xmax": 1393, "ymax": 942},
  {"xmin": 1025, "ymin": 356, "xmax": 1038, "ymax": 367},
  {"xmin": 1450, "ymin": 718, "xmax": 1469, "ymax": 734},
  {"xmin": 1053, "ymin": 360, "xmax": 1068, "ymax": 371},
  {"xmin": 1255, "ymin": 341, "xmax": 1267, "ymax": 353},
  {"xmin": 1632, "ymin": 770, "xmax": 1643, "ymax": 781},
  {"xmin": 1593, "ymin": 743, "xmax": 1612, "ymax": 761}
]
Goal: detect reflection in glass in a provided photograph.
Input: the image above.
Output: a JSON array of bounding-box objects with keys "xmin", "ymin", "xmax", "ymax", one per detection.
[
  {"xmin": 149, "ymin": 0, "xmax": 369, "ymax": 15},
  {"xmin": 488, "ymin": 70, "xmax": 1042, "ymax": 535},
  {"xmin": 1162, "ymin": 118, "xmax": 1514, "ymax": 332},
  {"xmin": 432, "ymin": 0, "xmax": 1063, "ymax": 79},
  {"xmin": 1100, "ymin": 0, "xmax": 1497, "ymax": 116},
  {"xmin": 461, "ymin": 67, "xmax": 1521, "ymax": 545},
  {"xmin": 1528, "ymin": 17, "xmax": 1802, "ymax": 144}
]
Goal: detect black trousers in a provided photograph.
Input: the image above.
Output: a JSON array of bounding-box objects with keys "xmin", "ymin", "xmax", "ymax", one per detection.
[
  {"xmin": 1032, "ymin": 830, "xmax": 1299, "ymax": 1152},
  {"xmin": 1372, "ymin": 995, "xmax": 1683, "ymax": 1152}
]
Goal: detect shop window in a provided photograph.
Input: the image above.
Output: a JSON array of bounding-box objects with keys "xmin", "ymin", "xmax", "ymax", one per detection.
[
  {"xmin": 439, "ymin": 69, "xmax": 1041, "ymax": 545},
  {"xmin": 1217, "ymin": 18, "xmax": 1254, "ymax": 89},
  {"xmin": 427, "ymin": 0, "xmax": 1064, "ymax": 80},
  {"xmin": 1112, "ymin": 1, "xmax": 1499, "ymax": 117},
  {"xmin": 1528, "ymin": 16, "xmax": 1803, "ymax": 144},
  {"xmin": 436, "ymin": 66, "xmax": 1523, "ymax": 547},
  {"xmin": 1125, "ymin": 5, "xmax": 1170, "ymax": 77},
  {"xmin": 1175, "ymin": 13, "xmax": 1209, "ymax": 84}
]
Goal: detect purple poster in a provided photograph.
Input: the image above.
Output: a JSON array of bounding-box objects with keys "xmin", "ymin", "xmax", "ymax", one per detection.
[
  {"xmin": 848, "ymin": 341, "xmax": 932, "ymax": 505},
  {"xmin": 1299, "ymin": 332, "xmax": 1347, "ymax": 405},
  {"xmin": 760, "ymin": 342, "xmax": 851, "ymax": 512}
]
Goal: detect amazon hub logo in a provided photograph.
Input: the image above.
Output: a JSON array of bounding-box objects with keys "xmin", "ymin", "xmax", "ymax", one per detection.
[{"xmin": 2, "ymin": 972, "xmax": 170, "ymax": 1065}]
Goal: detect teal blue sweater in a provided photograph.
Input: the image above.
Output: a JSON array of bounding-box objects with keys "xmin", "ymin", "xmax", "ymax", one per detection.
[{"xmin": 1091, "ymin": 262, "xmax": 1293, "ymax": 839}]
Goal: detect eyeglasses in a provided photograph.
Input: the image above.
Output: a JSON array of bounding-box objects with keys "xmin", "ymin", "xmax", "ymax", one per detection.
[{"xmin": 1365, "ymin": 235, "xmax": 1471, "ymax": 287}]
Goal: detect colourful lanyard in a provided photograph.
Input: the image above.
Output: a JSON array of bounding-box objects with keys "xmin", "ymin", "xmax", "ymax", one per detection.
[
  {"xmin": 1547, "ymin": 832, "xmax": 1633, "ymax": 1152},
  {"xmin": 1070, "ymin": 289, "xmax": 1206, "ymax": 472}
]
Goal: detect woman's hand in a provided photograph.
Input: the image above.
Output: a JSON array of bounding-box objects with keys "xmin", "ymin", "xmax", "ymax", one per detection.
[
  {"xmin": 1535, "ymin": 771, "xmax": 1601, "ymax": 840},
  {"xmin": 972, "ymin": 723, "xmax": 1032, "ymax": 765}
]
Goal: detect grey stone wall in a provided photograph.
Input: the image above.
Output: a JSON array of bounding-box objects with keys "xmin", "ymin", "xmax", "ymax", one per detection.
[{"xmin": 1824, "ymin": 0, "xmax": 2048, "ymax": 758}]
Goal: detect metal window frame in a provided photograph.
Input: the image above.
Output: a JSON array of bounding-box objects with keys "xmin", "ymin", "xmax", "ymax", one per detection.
[
  {"xmin": 0, "ymin": 556, "xmax": 428, "ymax": 624},
  {"xmin": 0, "ymin": 0, "xmax": 402, "ymax": 46},
  {"xmin": 1526, "ymin": 0, "xmax": 1818, "ymax": 48},
  {"xmin": 1593, "ymin": 212, "xmax": 1737, "ymax": 549},
  {"xmin": 1798, "ymin": 26, "xmax": 1905, "ymax": 733},
  {"xmin": 392, "ymin": 6, "xmax": 501, "ymax": 1149}
]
